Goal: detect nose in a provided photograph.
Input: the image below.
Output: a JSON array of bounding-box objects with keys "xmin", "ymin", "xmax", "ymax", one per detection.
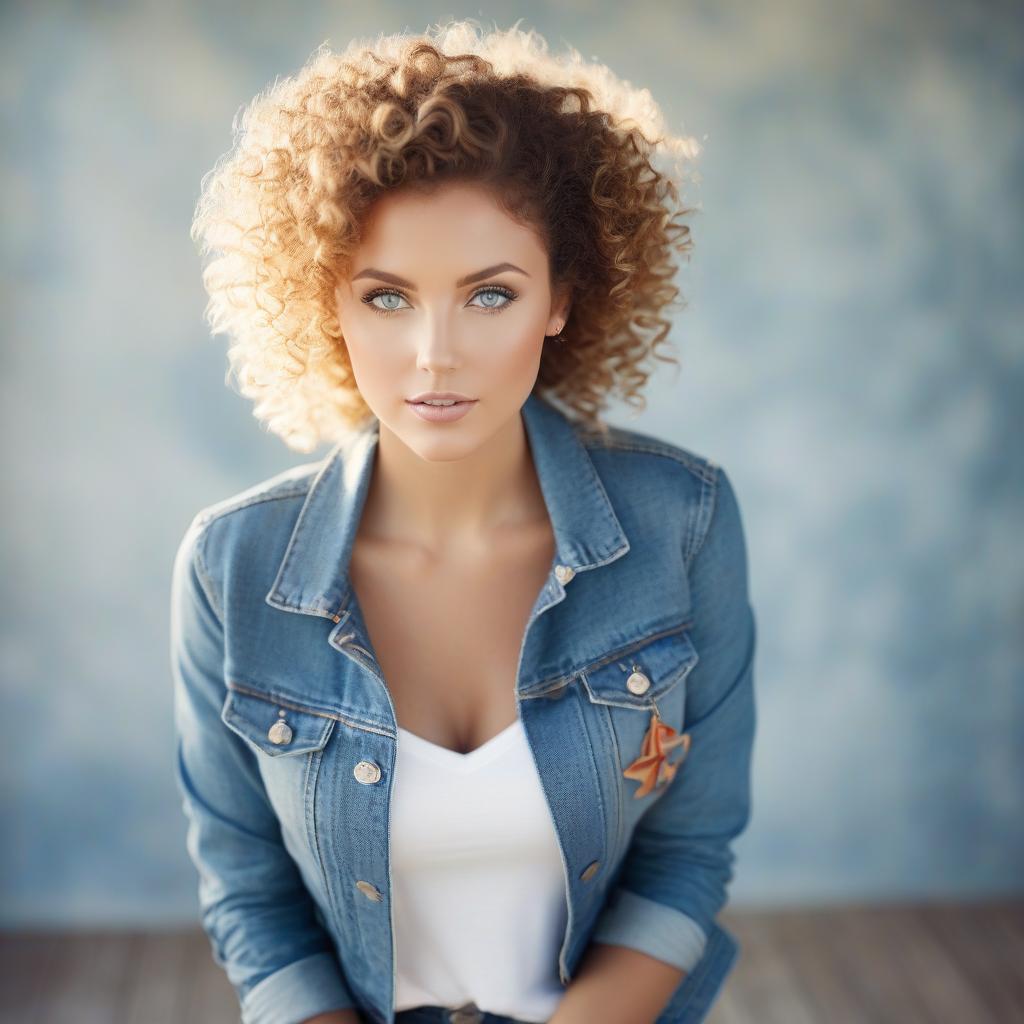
[{"xmin": 414, "ymin": 310, "xmax": 461, "ymax": 374}]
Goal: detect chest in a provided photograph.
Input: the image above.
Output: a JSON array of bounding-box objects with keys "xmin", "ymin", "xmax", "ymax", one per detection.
[{"xmin": 348, "ymin": 523, "xmax": 556, "ymax": 755}]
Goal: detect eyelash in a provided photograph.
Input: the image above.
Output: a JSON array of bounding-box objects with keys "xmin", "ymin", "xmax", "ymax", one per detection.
[{"xmin": 360, "ymin": 285, "xmax": 519, "ymax": 318}]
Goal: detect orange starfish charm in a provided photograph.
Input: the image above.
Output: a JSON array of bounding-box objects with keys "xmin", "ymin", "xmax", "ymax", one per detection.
[{"xmin": 622, "ymin": 707, "xmax": 692, "ymax": 798}]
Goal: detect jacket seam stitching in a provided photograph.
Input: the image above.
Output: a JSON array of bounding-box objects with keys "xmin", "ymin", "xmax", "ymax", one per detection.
[
  {"xmin": 197, "ymin": 482, "xmax": 314, "ymax": 531},
  {"xmin": 578, "ymin": 620, "xmax": 693, "ymax": 676},
  {"xmin": 685, "ymin": 464, "xmax": 720, "ymax": 571},
  {"xmin": 192, "ymin": 519, "xmax": 226, "ymax": 625},
  {"xmin": 598, "ymin": 703, "xmax": 624, "ymax": 866},
  {"xmin": 580, "ymin": 436, "xmax": 717, "ymax": 485}
]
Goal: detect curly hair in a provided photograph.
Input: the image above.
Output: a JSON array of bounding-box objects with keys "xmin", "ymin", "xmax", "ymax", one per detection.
[{"xmin": 190, "ymin": 18, "xmax": 702, "ymax": 452}]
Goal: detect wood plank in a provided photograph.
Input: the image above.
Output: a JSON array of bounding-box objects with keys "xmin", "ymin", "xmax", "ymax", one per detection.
[
  {"xmin": 35, "ymin": 930, "xmax": 136, "ymax": 1024},
  {"xmin": 769, "ymin": 906, "xmax": 879, "ymax": 1024},
  {"xmin": 916, "ymin": 901, "xmax": 1024, "ymax": 1022},
  {"xmin": 721, "ymin": 910, "xmax": 818, "ymax": 1024},
  {"xmin": 877, "ymin": 901, "xmax": 999, "ymax": 1024},
  {"xmin": 831, "ymin": 900, "xmax": 1016, "ymax": 1024},
  {"xmin": 992, "ymin": 901, "xmax": 1024, "ymax": 1012},
  {"xmin": 831, "ymin": 903, "xmax": 943, "ymax": 1023},
  {"xmin": 0, "ymin": 931, "xmax": 61, "ymax": 1024},
  {"xmin": 182, "ymin": 928, "xmax": 241, "ymax": 1022},
  {"xmin": 3, "ymin": 903, "xmax": 1020, "ymax": 1023},
  {"xmin": 121, "ymin": 929, "xmax": 195, "ymax": 1024}
]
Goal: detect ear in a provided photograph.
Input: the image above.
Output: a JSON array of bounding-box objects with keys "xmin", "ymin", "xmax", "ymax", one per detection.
[{"xmin": 546, "ymin": 283, "xmax": 573, "ymax": 337}]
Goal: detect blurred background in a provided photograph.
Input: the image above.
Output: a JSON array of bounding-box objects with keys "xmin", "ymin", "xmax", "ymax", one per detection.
[{"xmin": 2, "ymin": 0, "xmax": 1021, "ymax": 1021}]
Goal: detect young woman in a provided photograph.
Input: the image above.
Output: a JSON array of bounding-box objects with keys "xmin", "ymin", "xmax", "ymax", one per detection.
[{"xmin": 173, "ymin": 20, "xmax": 756, "ymax": 1024}]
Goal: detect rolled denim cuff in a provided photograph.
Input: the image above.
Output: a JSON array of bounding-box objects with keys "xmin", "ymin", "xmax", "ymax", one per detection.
[
  {"xmin": 240, "ymin": 951, "xmax": 356, "ymax": 1024},
  {"xmin": 591, "ymin": 887, "xmax": 709, "ymax": 974}
]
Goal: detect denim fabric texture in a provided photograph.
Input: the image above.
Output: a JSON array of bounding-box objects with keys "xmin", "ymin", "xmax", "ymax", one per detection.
[{"xmin": 170, "ymin": 391, "xmax": 757, "ymax": 1024}]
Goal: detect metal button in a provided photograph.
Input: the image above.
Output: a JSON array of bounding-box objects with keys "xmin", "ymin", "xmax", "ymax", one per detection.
[
  {"xmin": 554, "ymin": 564, "xmax": 575, "ymax": 584},
  {"xmin": 355, "ymin": 880, "xmax": 383, "ymax": 902},
  {"xmin": 448, "ymin": 1003, "xmax": 483, "ymax": 1024},
  {"xmin": 626, "ymin": 670, "xmax": 651, "ymax": 695},
  {"xmin": 267, "ymin": 713, "xmax": 293, "ymax": 745},
  {"xmin": 353, "ymin": 760, "xmax": 382, "ymax": 784},
  {"xmin": 580, "ymin": 860, "xmax": 601, "ymax": 882}
]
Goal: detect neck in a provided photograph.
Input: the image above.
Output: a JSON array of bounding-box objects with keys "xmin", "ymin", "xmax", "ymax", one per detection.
[{"xmin": 361, "ymin": 411, "xmax": 548, "ymax": 556}]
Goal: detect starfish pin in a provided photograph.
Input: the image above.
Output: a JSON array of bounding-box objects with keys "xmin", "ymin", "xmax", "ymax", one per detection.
[{"xmin": 622, "ymin": 709, "xmax": 692, "ymax": 798}]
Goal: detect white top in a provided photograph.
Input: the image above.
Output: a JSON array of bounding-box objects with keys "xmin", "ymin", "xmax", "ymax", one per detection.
[{"xmin": 390, "ymin": 716, "xmax": 568, "ymax": 1023}]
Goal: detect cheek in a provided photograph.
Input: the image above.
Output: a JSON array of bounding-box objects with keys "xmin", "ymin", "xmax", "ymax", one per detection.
[
  {"xmin": 483, "ymin": 322, "xmax": 546, "ymax": 376},
  {"xmin": 337, "ymin": 315, "xmax": 398, "ymax": 383}
]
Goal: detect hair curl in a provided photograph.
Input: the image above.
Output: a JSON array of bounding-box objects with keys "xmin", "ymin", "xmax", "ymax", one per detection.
[{"xmin": 190, "ymin": 18, "xmax": 702, "ymax": 452}]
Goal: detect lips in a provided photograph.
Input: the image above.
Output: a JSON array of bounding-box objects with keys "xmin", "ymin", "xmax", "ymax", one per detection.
[
  {"xmin": 406, "ymin": 398, "xmax": 478, "ymax": 423},
  {"xmin": 406, "ymin": 393, "xmax": 475, "ymax": 403}
]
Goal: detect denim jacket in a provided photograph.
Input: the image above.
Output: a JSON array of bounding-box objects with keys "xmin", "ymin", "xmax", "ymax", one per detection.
[{"xmin": 170, "ymin": 391, "xmax": 757, "ymax": 1024}]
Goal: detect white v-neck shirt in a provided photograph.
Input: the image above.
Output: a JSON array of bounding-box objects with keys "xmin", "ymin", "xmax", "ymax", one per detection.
[{"xmin": 389, "ymin": 716, "xmax": 568, "ymax": 1022}]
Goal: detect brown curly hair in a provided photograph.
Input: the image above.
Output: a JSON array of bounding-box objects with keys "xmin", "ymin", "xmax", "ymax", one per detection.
[{"xmin": 190, "ymin": 18, "xmax": 702, "ymax": 452}]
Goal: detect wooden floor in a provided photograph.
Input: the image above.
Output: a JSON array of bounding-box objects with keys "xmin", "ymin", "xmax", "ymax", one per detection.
[{"xmin": 2, "ymin": 901, "xmax": 1022, "ymax": 1023}]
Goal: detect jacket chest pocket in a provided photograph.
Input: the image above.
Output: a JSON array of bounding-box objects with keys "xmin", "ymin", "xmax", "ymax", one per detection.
[
  {"xmin": 220, "ymin": 683, "xmax": 338, "ymax": 827},
  {"xmin": 222, "ymin": 684, "xmax": 337, "ymax": 755},
  {"xmin": 580, "ymin": 625, "xmax": 698, "ymax": 723},
  {"xmin": 579, "ymin": 626, "xmax": 699, "ymax": 843}
]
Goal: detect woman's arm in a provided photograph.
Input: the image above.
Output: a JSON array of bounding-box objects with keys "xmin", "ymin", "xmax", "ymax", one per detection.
[
  {"xmin": 548, "ymin": 943, "xmax": 685, "ymax": 1024},
  {"xmin": 556, "ymin": 465, "xmax": 756, "ymax": 1023},
  {"xmin": 171, "ymin": 513, "xmax": 359, "ymax": 1024}
]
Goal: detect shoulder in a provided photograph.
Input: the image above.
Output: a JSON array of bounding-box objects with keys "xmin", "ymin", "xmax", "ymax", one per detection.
[
  {"xmin": 193, "ymin": 458, "xmax": 323, "ymax": 527},
  {"xmin": 180, "ymin": 454, "xmax": 327, "ymax": 573},
  {"xmin": 575, "ymin": 419, "xmax": 719, "ymax": 488},
  {"xmin": 572, "ymin": 419, "xmax": 741, "ymax": 568}
]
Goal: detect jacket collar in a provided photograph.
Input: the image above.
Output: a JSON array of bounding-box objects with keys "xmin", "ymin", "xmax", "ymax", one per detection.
[{"xmin": 265, "ymin": 391, "xmax": 629, "ymax": 620}]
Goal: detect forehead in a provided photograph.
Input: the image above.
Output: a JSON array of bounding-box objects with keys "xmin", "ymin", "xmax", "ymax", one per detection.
[{"xmin": 356, "ymin": 179, "xmax": 545, "ymax": 258}]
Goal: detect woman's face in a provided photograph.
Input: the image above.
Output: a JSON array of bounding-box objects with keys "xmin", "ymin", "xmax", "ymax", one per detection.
[{"xmin": 334, "ymin": 179, "xmax": 570, "ymax": 461}]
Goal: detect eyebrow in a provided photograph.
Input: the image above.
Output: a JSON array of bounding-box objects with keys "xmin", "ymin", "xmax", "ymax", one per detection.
[{"xmin": 350, "ymin": 262, "xmax": 530, "ymax": 289}]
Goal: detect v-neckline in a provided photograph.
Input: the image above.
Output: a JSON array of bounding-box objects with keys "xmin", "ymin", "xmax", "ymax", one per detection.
[{"xmin": 397, "ymin": 718, "xmax": 524, "ymax": 770}]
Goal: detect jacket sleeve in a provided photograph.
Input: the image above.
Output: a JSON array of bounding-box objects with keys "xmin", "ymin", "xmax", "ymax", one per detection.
[
  {"xmin": 590, "ymin": 464, "xmax": 757, "ymax": 973},
  {"xmin": 170, "ymin": 512, "xmax": 358, "ymax": 1024}
]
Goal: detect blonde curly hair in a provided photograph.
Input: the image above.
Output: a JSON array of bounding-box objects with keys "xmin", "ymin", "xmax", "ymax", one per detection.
[{"xmin": 190, "ymin": 18, "xmax": 702, "ymax": 452}]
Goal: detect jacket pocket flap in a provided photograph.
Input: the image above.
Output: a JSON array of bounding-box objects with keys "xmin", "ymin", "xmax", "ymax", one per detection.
[
  {"xmin": 221, "ymin": 684, "xmax": 336, "ymax": 757},
  {"xmin": 580, "ymin": 628, "xmax": 699, "ymax": 709}
]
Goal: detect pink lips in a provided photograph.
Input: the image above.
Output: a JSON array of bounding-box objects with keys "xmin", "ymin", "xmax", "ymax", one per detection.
[{"xmin": 406, "ymin": 399, "xmax": 478, "ymax": 423}]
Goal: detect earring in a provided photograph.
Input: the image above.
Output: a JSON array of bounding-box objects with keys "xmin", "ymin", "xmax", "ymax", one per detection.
[{"xmin": 548, "ymin": 320, "xmax": 564, "ymax": 338}]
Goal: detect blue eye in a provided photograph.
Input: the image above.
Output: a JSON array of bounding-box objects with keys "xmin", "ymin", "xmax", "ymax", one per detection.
[
  {"xmin": 363, "ymin": 290, "xmax": 410, "ymax": 314},
  {"xmin": 360, "ymin": 284, "xmax": 519, "ymax": 317},
  {"xmin": 468, "ymin": 286, "xmax": 517, "ymax": 311}
]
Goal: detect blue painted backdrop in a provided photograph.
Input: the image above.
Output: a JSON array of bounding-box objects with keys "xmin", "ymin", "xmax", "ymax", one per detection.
[{"xmin": 2, "ymin": 0, "xmax": 1021, "ymax": 924}]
